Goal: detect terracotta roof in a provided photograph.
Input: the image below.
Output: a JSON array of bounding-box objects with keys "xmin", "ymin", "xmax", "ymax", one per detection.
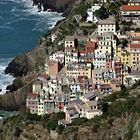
[
  {"xmin": 121, "ymin": 5, "xmax": 140, "ymax": 11},
  {"xmin": 130, "ymin": 43, "xmax": 140, "ymax": 48},
  {"xmin": 86, "ymin": 41, "xmax": 96, "ymax": 48},
  {"xmin": 38, "ymin": 73, "xmax": 49, "ymax": 80}
]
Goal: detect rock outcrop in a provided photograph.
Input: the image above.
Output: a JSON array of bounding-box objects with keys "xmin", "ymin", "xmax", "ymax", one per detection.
[
  {"xmin": 0, "ymin": 85, "xmax": 30, "ymax": 111},
  {"xmin": 33, "ymin": 0, "xmax": 75, "ymax": 14},
  {"xmin": 5, "ymin": 41, "xmax": 47, "ymax": 77}
]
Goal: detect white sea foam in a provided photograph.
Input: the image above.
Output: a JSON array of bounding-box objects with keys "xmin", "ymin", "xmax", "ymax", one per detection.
[
  {"xmin": 0, "ymin": 58, "xmax": 15, "ymax": 94},
  {"xmin": 0, "ymin": 25, "xmax": 14, "ymax": 30}
]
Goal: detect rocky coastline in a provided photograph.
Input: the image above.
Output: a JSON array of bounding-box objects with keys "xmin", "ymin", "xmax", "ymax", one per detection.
[
  {"xmin": 32, "ymin": 0, "xmax": 75, "ymax": 16},
  {"xmin": 0, "ymin": 0, "xmax": 75, "ymax": 111}
]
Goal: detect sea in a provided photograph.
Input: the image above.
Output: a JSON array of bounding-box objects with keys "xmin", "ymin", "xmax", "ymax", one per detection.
[{"xmin": 0, "ymin": 0, "xmax": 63, "ymax": 94}]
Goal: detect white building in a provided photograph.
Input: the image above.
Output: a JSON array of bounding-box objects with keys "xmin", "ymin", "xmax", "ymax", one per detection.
[
  {"xmin": 38, "ymin": 98, "xmax": 45, "ymax": 115},
  {"xmin": 51, "ymin": 33, "xmax": 57, "ymax": 42},
  {"xmin": 93, "ymin": 55, "xmax": 106, "ymax": 68},
  {"xmin": 128, "ymin": 0, "xmax": 140, "ymax": 5},
  {"xmin": 86, "ymin": 4, "xmax": 101, "ymax": 22},
  {"xmin": 97, "ymin": 17, "xmax": 116, "ymax": 35},
  {"xmin": 95, "ymin": 32, "xmax": 117, "ymax": 57},
  {"xmin": 49, "ymin": 51, "xmax": 64, "ymax": 63},
  {"xmin": 65, "ymin": 36, "xmax": 75, "ymax": 48}
]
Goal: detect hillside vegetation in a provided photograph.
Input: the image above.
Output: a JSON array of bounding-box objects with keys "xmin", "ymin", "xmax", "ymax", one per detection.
[{"xmin": 1, "ymin": 81, "xmax": 140, "ymax": 140}]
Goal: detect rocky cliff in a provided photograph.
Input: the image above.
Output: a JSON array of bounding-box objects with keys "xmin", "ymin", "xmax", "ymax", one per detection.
[
  {"xmin": 1, "ymin": 0, "xmax": 77, "ymax": 111},
  {"xmin": 5, "ymin": 0, "xmax": 76, "ymax": 78},
  {"xmin": 5, "ymin": 42, "xmax": 47, "ymax": 77},
  {"xmin": 2, "ymin": 38, "xmax": 47, "ymax": 110},
  {"xmin": 33, "ymin": 0, "xmax": 75, "ymax": 16}
]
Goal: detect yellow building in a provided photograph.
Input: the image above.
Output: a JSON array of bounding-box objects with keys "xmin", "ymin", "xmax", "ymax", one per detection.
[
  {"xmin": 121, "ymin": 51, "xmax": 131, "ymax": 67},
  {"xmin": 116, "ymin": 46, "xmax": 131, "ymax": 68}
]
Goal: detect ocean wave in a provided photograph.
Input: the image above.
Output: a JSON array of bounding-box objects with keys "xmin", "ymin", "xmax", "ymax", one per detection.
[
  {"xmin": 0, "ymin": 25, "xmax": 14, "ymax": 30},
  {"xmin": 6, "ymin": 17, "xmax": 39, "ymax": 25},
  {"xmin": 0, "ymin": 58, "xmax": 15, "ymax": 94},
  {"xmin": 8, "ymin": 0, "xmax": 63, "ymax": 30}
]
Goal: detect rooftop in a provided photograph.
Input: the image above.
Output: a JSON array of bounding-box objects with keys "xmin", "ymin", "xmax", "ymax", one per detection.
[
  {"xmin": 129, "ymin": 0, "xmax": 140, "ymax": 3},
  {"xmin": 130, "ymin": 43, "xmax": 140, "ymax": 49},
  {"xmin": 27, "ymin": 93, "xmax": 39, "ymax": 99},
  {"xmin": 86, "ymin": 41, "xmax": 96, "ymax": 48},
  {"xmin": 121, "ymin": 5, "xmax": 140, "ymax": 11},
  {"xmin": 86, "ymin": 101, "xmax": 97, "ymax": 107},
  {"xmin": 98, "ymin": 17, "xmax": 116, "ymax": 25},
  {"xmin": 65, "ymin": 36, "xmax": 75, "ymax": 41},
  {"xmin": 84, "ymin": 91, "xmax": 96, "ymax": 100}
]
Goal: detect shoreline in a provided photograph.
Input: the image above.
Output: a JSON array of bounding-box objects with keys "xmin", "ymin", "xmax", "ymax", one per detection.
[{"xmin": 0, "ymin": 0, "xmax": 73, "ymax": 111}]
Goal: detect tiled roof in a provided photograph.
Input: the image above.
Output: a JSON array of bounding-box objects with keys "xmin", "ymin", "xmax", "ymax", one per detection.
[
  {"xmin": 86, "ymin": 101, "xmax": 97, "ymax": 107},
  {"xmin": 98, "ymin": 17, "xmax": 115, "ymax": 25},
  {"xmin": 129, "ymin": 0, "xmax": 140, "ymax": 3},
  {"xmin": 27, "ymin": 93, "xmax": 39, "ymax": 98},
  {"xmin": 86, "ymin": 41, "xmax": 96, "ymax": 48},
  {"xmin": 38, "ymin": 73, "xmax": 49, "ymax": 80},
  {"xmin": 65, "ymin": 36, "xmax": 75, "ymax": 41},
  {"xmin": 100, "ymin": 84, "xmax": 111, "ymax": 89},
  {"xmin": 121, "ymin": 5, "xmax": 140, "ymax": 11},
  {"xmin": 130, "ymin": 43, "xmax": 140, "ymax": 48},
  {"xmin": 84, "ymin": 91, "xmax": 96, "ymax": 99}
]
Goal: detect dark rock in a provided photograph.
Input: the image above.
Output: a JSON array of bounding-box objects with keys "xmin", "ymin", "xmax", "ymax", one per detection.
[
  {"xmin": 5, "ymin": 45, "xmax": 47, "ymax": 77},
  {"xmin": 33, "ymin": 0, "xmax": 75, "ymax": 14},
  {"xmin": 0, "ymin": 84, "xmax": 31, "ymax": 111}
]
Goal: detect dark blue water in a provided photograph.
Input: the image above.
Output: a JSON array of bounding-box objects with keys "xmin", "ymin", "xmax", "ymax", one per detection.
[{"xmin": 0, "ymin": 0, "xmax": 63, "ymax": 94}]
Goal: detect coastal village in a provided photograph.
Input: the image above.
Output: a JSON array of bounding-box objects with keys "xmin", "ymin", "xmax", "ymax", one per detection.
[{"xmin": 26, "ymin": 0, "xmax": 140, "ymax": 126}]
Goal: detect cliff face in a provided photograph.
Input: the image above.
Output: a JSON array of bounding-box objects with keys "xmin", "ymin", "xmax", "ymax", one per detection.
[
  {"xmin": 0, "ymin": 85, "xmax": 30, "ymax": 111},
  {"xmin": 1, "ymin": 0, "xmax": 76, "ymax": 111},
  {"xmin": 5, "ymin": 0, "xmax": 75, "ymax": 78},
  {"xmin": 33, "ymin": 0, "xmax": 75, "ymax": 13},
  {"xmin": 5, "ymin": 40, "xmax": 47, "ymax": 77}
]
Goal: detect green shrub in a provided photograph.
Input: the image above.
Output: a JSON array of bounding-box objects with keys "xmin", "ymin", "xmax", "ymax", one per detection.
[
  {"xmin": 56, "ymin": 125, "xmax": 65, "ymax": 134},
  {"xmin": 26, "ymin": 113, "xmax": 41, "ymax": 121},
  {"xmin": 14, "ymin": 127, "xmax": 22, "ymax": 137},
  {"xmin": 75, "ymin": 3, "xmax": 90, "ymax": 15},
  {"xmin": 71, "ymin": 117, "xmax": 88, "ymax": 126}
]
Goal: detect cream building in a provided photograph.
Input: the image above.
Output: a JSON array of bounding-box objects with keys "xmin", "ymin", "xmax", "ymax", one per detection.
[
  {"xmin": 65, "ymin": 36, "xmax": 75, "ymax": 48},
  {"xmin": 97, "ymin": 17, "xmax": 116, "ymax": 35}
]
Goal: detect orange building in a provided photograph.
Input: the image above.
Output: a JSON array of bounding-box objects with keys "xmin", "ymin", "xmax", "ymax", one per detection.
[{"xmin": 49, "ymin": 61, "xmax": 63, "ymax": 77}]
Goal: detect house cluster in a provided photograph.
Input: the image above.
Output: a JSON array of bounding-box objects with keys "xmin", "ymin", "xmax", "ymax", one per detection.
[{"xmin": 26, "ymin": 0, "xmax": 140, "ymax": 124}]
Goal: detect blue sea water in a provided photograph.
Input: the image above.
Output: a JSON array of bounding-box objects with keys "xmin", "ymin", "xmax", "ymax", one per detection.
[{"xmin": 0, "ymin": 0, "xmax": 63, "ymax": 94}]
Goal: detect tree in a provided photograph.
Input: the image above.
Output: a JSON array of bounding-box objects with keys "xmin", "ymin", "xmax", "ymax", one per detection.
[
  {"xmin": 94, "ymin": 6, "xmax": 108, "ymax": 19},
  {"xmin": 135, "ymin": 28, "xmax": 140, "ymax": 32},
  {"xmin": 75, "ymin": 3, "xmax": 90, "ymax": 15},
  {"xmin": 121, "ymin": 39, "xmax": 128, "ymax": 47},
  {"xmin": 14, "ymin": 127, "xmax": 22, "ymax": 137}
]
